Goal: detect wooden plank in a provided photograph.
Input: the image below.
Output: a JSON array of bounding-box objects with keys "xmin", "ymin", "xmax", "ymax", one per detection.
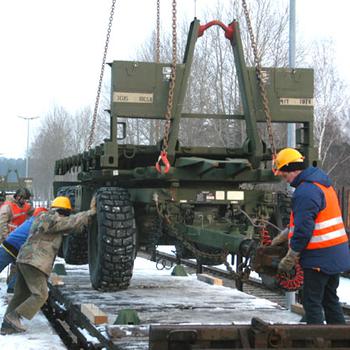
[
  {"xmin": 291, "ymin": 303, "xmax": 305, "ymax": 316},
  {"xmin": 197, "ymin": 273, "xmax": 223, "ymax": 286},
  {"xmin": 81, "ymin": 303, "xmax": 108, "ymax": 325},
  {"xmin": 50, "ymin": 273, "xmax": 64, "ymax": 286}
]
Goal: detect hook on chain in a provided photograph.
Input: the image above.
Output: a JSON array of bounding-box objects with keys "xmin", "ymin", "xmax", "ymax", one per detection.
[{"xmin": 155, "ymin": 151, "xmax": 171, "ymax": 174}]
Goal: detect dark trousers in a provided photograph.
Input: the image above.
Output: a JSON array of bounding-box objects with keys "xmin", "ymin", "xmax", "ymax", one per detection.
[{"xmin": 303, "ymin": 268, "xmax": 345, "ymax": 324}]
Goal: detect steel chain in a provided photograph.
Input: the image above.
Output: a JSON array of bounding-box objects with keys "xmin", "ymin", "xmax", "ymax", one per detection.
[
  {"xmin": 223, "ymin": 260, "xmax": 250, "ymax": 282},
  {"xmin": 169, "ymin": 224, "xmax": 228, "ymax": 261},
  {"xmin": 168, "ymin": 222, "xmax": 252, "ymax": 283},
  {"xmin": 161, "ymin": 0, "xmax": 177, "ymax": 152},
  {"xmin": 241, "ymin": 0, "xmax": 276, "ymax": 156},
  {"xmin": 88, "ymin": 0, "xmax": 117, "ymax": 149},
  {"xmin": 155, "ymin": 203, "xmax": 247, "ymax": 283},
  {"xmin": 156, "ymin": 0, "xmax": 160, "ymax": 63}
]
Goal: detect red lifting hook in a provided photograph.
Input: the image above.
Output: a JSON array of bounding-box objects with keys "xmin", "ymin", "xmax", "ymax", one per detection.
[
  {"xmin": 198, "ymin": 20, "xmax": 236, "ymax": 41},
  {"xmin": 155, "ymin": 151, "xmax": 171, "ymax": 174}
]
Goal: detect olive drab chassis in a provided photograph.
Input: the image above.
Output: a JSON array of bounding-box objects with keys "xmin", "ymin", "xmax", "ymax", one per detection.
[{"xmin": 54, "ymin": 19, "xmax": 316, "ymax": 291}]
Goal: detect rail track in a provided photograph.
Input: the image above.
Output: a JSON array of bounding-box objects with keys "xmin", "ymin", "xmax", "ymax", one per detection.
[
  {"xmin": 142, "ymin": 249, "xmax": 290, "ymax": 307},
  {"xmin": 150, "ymin": 249, "xmax": 350, "ymax": 315},
  {"xmin": 42, "ymin": 250, "xmax": 350, "ymax": 350}
]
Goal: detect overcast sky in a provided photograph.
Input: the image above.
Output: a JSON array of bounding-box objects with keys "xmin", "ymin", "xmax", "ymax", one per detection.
[{"xmin": 0, "ymin": 0, "xmax": 349, "ymax": 158}]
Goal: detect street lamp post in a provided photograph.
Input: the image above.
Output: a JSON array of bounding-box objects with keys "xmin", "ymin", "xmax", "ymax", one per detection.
[
  {"xmin": 287, "ymin": 0, "xmax": 296, "ymax": 149},
  {"xmin": 18, "ymin": 116, "xmax": 39, "ymax": 178},
  {"xmin": 285, "ymin": 0, "xmax": 297, "ymax": 311}
]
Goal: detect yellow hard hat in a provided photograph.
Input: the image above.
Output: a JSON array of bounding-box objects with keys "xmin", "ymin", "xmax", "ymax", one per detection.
[
  {"xmin": 274, "ymin": 148, "xmax": 304, "ymax": 171},
  {"xmin": 51, "ymin": 196, "xmax": 72, "ymax": 210}
]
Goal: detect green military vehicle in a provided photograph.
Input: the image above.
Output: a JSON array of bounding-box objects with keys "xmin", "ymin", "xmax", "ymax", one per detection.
[{"xmin": 53, "ymin": 19, "xmax": 316, "ymax": 292}]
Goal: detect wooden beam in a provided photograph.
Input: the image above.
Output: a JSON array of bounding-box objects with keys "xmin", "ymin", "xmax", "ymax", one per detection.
[
  {"xmin": 50, "ymin": 273, "xmax": 64, "ymax": 286},
  {"xmin": 197, "ymin": 273, "xmax": 223, "ymax": 286},
  {"xmin": 291, "ymin": 303, "xmax": 305, "ymax": 316},
  {"xmin": 81, "ymin": 303, "xmax": 108, "ymax": 325}
]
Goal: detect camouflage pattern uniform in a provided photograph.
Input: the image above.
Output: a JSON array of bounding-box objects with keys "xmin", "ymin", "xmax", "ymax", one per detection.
[
  {"xmin": 0, "ymin": 197, "xmax": 33, "ymax": 244},
  {"xmin": 5, "ymin": 208, "xmax": 95, "ymax": 320}
]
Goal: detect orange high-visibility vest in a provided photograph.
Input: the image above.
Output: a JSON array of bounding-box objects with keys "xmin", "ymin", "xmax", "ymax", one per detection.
[
  {"xmin": 3, "ymin": 201, "xmax": 32, "ymax": 232},
  {"xmin": 288, "ymin": 183, "xmax": 348, "ymax": 250}
]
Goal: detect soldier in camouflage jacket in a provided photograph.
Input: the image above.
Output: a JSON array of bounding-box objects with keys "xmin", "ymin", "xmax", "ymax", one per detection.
[{"xmin": 0, "ymin": 195, "xmax": 96, "ymax": 334}]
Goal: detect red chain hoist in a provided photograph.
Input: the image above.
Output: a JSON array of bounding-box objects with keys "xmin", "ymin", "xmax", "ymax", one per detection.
[{"xmin": 260, "ymin": 226, "xmax": 304, "ymax": 291}]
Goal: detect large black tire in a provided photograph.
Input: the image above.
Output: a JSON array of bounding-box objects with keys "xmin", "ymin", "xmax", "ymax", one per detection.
[
  {"xmin": 62, "ymin": 227, "xmax": 88, "ymax": 265},
  {"xmin": 88, "ymin": 187, "xmax": 136, "ymax": 291},
  {"xmin": 56, "ymin": 186, "xmax": 88, "ymax": 265}
]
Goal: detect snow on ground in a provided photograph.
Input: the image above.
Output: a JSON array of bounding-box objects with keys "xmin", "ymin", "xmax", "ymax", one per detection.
[
  {"xmin": 61, "ymin": 255, "xmax": 300, "ymax": 325},
  {"xmin": 119, "ymin": 256, "xmax": 300, "ymax": 324},
  {"xmin": 0, "ymin": 268, "xmax": 66, "ymax": 350}
]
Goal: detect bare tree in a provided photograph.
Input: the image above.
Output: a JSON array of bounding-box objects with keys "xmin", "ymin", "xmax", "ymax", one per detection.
[
  {"xmin": 134, "ymin": 0, "xmax": 298, "ymax": 150},
  {"xmin": 28, "ymin": 1, "xmax": 350, "ymax": 199},
  {"xmin": 29, "ymin": 103, "xmax": 110, "ymax": 200},
  {"xmin": 311, "ymin": 39, "xmax": 349, "ymax": 177},
  {"xmin": 29, "ymin": 106, "xmax": 72, "ymax": 199}
]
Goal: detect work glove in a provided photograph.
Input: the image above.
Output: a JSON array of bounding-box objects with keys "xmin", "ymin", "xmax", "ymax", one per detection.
[
  {"xmin": 90, "ymin": 196, "xmax": 97, "ymax": 216},
  {"xmin": 270, "ymin": 227, "xmax": 289, "ymax": 246},
  {"xmin": 278, "ymin": 248, "xmax": 299, "ymax": 273}
]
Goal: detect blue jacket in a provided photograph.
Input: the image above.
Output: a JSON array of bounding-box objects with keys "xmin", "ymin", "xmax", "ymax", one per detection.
[
  {"xmin": 2, "ymin": 216, "xmax": 35, "ymax": 257},
  {"xmin": 290, "ymin": 167, "xmax": 350, "ymax": 274}
]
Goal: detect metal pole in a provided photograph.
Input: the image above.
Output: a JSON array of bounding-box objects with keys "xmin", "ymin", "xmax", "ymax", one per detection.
[
  {"xmin": 286, "ymin": 0, "xmax": 297, "ymax": 310},
  {"xmin": 26, "ymin": 119, "xmax": 30, "ymax": 177},
  {"xmin": 287, "ymin": 0, "xmax": 296, "ymax": 148},
  {"xmin": 18, "ymin": 116, "xmax": 39, "ymax": 178}
]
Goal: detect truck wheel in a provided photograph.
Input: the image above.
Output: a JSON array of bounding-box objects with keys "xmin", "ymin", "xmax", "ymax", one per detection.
[
  {"xmin": 56, "ymin": 186, "xmax": 88, "ymax": 265},
  {"xmin": 57, "ymin": 245, "xmax": 64, "ymax": 259},
  {"xmin": 62, "ymin": 228, "xmax": 88, "ymax": 265},
  {"xmin": 88, "ymin": 187, "xmax": 136, "ymax": 291}
]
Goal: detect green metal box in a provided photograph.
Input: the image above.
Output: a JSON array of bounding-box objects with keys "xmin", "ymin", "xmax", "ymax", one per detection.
[
  {"xmin": 247, "ymin": 68, "xmax": 314, "ymax": 122},
  {"xmin": 111, "ymin": 61, "xmax": 185, "ymax": 119}
]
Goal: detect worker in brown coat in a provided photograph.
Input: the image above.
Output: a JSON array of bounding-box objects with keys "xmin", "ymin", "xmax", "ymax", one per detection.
[{"xmin": 0, "ymin": 188, "xmax": 33, "ymax": 244}]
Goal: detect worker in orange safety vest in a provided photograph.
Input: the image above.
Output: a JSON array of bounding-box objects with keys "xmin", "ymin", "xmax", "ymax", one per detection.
[
  {"xmin": 273, "ymin": 148, "xmax": 350, "ymax": 324},
  {"xmin": 0, "ymin": 188, "xmax": 33, "ymax": 245}
]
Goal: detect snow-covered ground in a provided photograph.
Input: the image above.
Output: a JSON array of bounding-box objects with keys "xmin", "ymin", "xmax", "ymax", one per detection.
[{"xmin": 0, "ymin": 268, "xmax": 66, "ymax": 350}]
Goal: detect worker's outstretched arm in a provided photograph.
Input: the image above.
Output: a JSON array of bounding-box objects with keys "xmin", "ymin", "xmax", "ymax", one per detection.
[{"xmin": 33, "ymin": 197, "xmax": 96, "ymax": 235}]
